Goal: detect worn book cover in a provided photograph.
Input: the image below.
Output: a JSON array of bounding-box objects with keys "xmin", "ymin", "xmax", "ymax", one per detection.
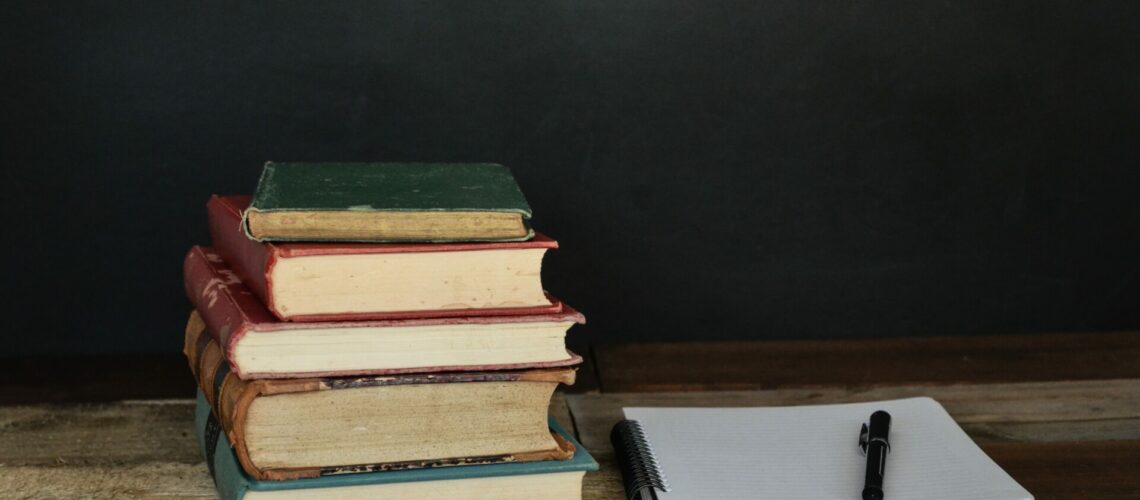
[
  {"xmin": 243, "ymin": 162, "xmax": 534, "ymax": 242},
  {"xmin": 208, "ymin": 195, "xmax": 559, "ymax": 321},
  {"xmin": 184, "ymin": 246, "xmax": 584, "ymax": 378},
  {"xmin": 196, "ymin": 391, "xmax": 598, "ymax": 499},
  {"xmin": 186, "ymin": 322, "xmax": 577, "ymax": 481}
]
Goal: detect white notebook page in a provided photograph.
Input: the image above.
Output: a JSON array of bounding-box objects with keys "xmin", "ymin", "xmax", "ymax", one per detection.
[{"xmin": 624, "ymin": 397, "xmax": 1032, "ymax": 500}]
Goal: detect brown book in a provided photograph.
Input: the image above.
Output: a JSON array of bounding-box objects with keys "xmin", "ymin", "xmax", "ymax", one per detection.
[{"xmin": 184, "ymin": 312, "xmax": 577, "ymax": 481}]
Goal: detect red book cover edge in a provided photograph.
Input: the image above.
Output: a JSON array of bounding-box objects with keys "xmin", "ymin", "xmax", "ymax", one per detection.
[
  {"xmin": 207, "ymin": 195, "xmax": 561, "ymax": 321},
  {"xmin": 184, "ymin": 246, "xmax": 585, "ymax": 379}
]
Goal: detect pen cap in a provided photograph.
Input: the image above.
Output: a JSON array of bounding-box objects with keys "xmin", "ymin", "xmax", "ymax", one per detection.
[{"xmin": 868, "ymin": 410, "xmax": 891, "ymax": 445}]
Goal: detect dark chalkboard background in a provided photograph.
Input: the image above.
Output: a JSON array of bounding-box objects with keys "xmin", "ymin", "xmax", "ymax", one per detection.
[{"xmin": 4, "ymin": 1, "xmax": 1139, "ymax": 355}]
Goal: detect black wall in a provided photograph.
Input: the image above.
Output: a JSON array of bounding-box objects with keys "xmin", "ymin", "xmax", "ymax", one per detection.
[{"xmin": 4, "ymin": 1, "xmax": 1139, "ymax": 355}]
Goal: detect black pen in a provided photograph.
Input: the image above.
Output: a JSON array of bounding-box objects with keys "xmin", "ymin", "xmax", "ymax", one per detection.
[{"xmin": 859, "ymin": 410, "xmax": 892, "ymax": 500}]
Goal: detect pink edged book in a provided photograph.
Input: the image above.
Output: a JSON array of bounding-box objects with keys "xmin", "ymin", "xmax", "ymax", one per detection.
[{"xmin": 184, "ymin": 245, "xmax": 584, "ymax": 379}]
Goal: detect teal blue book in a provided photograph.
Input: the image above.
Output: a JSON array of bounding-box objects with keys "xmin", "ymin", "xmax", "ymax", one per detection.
[
  {"xmin": 243, "ymin": 162, "xmax": 535, "ymax": 242},
  {"xmin": 195, "ymin": 391, "xmax": 597, "ymax": 499}
]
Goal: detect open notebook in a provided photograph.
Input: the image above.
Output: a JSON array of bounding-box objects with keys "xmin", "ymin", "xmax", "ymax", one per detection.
[{"xmin": 619, "ymin": 397, "xmax": 1032, "ymax": 500}]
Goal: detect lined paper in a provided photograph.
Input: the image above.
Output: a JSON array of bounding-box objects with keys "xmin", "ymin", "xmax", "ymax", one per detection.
[{"xmin": 624, "ymin": 397, "xmax": 1032, "ymax": 500}]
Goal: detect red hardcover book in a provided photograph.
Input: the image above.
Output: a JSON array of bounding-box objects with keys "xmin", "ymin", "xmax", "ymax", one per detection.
[
  {"xmin": 207, "ymin": 195, "xmax": 561, "ymax": 322},
  {"xmin": 184, "ymin": 246, "xmax": 585, "ymax": 379}
]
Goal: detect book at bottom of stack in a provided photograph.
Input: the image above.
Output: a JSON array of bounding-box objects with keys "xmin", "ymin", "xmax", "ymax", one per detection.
[{"xmin": 194, "ymin": 389, "xmax": 595, "ymax": 499}]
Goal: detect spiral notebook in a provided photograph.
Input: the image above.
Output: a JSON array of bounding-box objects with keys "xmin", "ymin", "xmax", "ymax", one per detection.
[{"xmin": 614, "ymin": 397, "xmax": 1033, "ymax": 500}]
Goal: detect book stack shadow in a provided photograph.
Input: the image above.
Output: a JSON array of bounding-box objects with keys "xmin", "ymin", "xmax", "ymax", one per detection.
[{"xmin": 182, "ymin": 163, "xmax": 597, "ymax": 499}]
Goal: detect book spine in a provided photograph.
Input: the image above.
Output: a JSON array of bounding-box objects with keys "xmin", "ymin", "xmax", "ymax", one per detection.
[
  {"xmin": 184, "ymin": 313, "xmax": 269, "ymax": 480},
  {"xmin": 241, "ymin": 161, "xmax": 277, "ymax": 241},
  {"xmin": 196, "ymin": 391, "xmax": 250, "ymax": 500},
  {"xmin": 207, "ymin": 195, "xmax": 279, "ymax": 318},
  {"xmin": 185, "ymin": 314, "xmax": 234, "ymax": 417},
  {"xmin": 183, "ymin": 246, "xmax": 253, "ymax": 363}
]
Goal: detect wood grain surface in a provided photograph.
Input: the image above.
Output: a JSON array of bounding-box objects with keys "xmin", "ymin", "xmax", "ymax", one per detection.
[{"xmin": 0, "ymin": 395, "xmax": 576, "ymax": 499}]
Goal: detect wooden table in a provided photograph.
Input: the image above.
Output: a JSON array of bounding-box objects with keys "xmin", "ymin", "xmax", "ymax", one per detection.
[{"xmin": 3, "ymin": 332, "xmax": 1139, "ymax": 499}]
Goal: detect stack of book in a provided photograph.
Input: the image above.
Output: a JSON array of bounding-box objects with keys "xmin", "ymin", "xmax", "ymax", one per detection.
[{"xmin": 182, "ymin": 162, "xmax": 596, "ymax": 499}]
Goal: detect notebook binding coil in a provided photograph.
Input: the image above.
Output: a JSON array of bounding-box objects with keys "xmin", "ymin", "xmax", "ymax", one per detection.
[{"xmin": 611, "ymin": 419, "xmax": 670, "ymax": 498}]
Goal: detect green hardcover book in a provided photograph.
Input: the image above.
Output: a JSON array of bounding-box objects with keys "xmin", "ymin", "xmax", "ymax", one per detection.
[
  {"xmin": 243, "ymin": 162, "xmax": 535, "ymax": 242},
  {"xmin": 195, "ymin": 391, "xmax": 598, "ymax": 499}
]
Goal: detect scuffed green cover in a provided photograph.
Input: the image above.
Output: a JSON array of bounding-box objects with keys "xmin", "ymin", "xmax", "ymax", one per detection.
[
  {"xmin": 249, "ymin": 162, "xmax": 532, "ymax": 216},
  {"xmin": 194, "ymin": 391, "xmax": 597, "ymax": 499}
]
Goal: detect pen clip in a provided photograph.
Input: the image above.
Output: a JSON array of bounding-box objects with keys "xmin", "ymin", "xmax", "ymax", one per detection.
[{"xmin": 858, "ymin": 422, "xmax": 869, "ymax": 456}]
